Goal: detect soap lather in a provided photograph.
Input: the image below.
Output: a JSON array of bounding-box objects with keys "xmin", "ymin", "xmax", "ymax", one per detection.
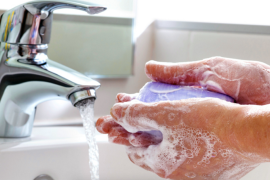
[{"xmin": 124, "ymin": 82, "xmax": 234, "ymax": 146}]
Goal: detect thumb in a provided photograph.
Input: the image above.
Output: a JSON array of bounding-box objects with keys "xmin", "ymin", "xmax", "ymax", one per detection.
[{"xmin": 145, "ymin": 59, "xmax": 209, "ymax": 85}]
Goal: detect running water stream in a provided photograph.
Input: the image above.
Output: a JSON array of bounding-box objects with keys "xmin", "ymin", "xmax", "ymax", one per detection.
[{"xmin": 77, "ymin": 99, "xmax": 99, "ymax": 180}]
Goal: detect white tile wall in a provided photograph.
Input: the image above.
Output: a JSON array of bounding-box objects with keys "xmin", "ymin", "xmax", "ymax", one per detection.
[
  {"xmin": 153, "ymin": 29, "xmax": 270, "ymax": 65},
  {"xmin": 241, "ymin": 163, "xmax": 270, "ymax": 180},
  {"xmin": 153, "ymin": 29, "xmax": 190, "ymax": 62},
  {"xmin": 94, "ymin": 23, "xmax": 154, "ymax": 117},
  {"xmin": 189, "ymin": 31, "xmax": 270, "ymax": 64},
  {"xmin": 49, "ymin": 20, "xmax": 133, "ymax": 77}
]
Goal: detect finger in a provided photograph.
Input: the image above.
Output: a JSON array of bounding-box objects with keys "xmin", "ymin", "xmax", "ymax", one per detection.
[
  {"xmin": 127, "ymin": 148, "xmax": 153, "ymax": 172},
  {"xmin": 110, "ymin": 101, "xmax": 160, "ymax": 133},
  {"xmin": 108, "ymin": 126, "xmax": 163, "ymax": 147},
  {"xmin": 96, "ymin": 115, "xmax": 163, "ymax": 147},
  {"xmin": 126, "ymin": 146, "xmax": 167, "ymax": 178},
  {"xmin": 108, "ymin": 126, "xmax": 132, "ymax": 146},
  {"xmin": 126, "ymin": 146, "xmax": 155, "ymax": 171},
  {"xmin": 110, "ymin": 98, "xmax": 232, "ymax": 133},
  {"xmin": 96, "ymin": 115, "xmax": 120, "ymax": 134},
  {"xmin": 96, "ymin": 115, "xmax": 132, "ymax": 146},
  {"xmin": 145, "ymin": 59, "xmax": 210, "ymax": 85},
  {"xmin": 129, "ymin": 130, "xmax": 163, "ymax": 147},
  {"xmin": 115, "ymin": 93, "xmax": 138, "ymax": 103},
  {"xmin": 110, "ymin": 100, "xmax": 186, "ymax": 132}
]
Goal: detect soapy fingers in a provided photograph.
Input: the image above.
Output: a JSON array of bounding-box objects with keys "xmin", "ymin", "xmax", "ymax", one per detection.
[
  {"xmin": 110, "ymin": 98, "xmax": 270, "ymax": 161},
  {"xmin": 96, "ymin": 115, "xmax": 131, "ymax": 145},
  {"xmin": 96, "ymin": 115, "xmax": 119, "ymax": 134},
  {"xmin": 96, "ymin": 115, "xmax": 162, "ymax": 146},
  {"xmin": 145, "ymin": 57, "xmax": 270, "ymax": 105},
  {"xmin": 110, "ymin": 98, "xmax": 229, "ymax": 133},
  {"xmin": 110, "ymin": 101, "xmax": 180, "ymax": 132},
  {"xmin": 109, "ymin": 126, "xmax": 163, "ymax": 147},
  {"xmin": 145, "ymin": 59, "xmax": 208, "ymax": 85}
]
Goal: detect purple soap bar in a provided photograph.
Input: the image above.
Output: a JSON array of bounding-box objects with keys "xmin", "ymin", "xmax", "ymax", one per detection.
[{"xmin": 136, "ymin": 82, "xmax": 234, "ymax": 103}]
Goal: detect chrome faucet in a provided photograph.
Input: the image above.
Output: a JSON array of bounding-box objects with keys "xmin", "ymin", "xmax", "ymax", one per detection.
[{"xmin": 0, "ymin": 0, "xmax": 106, "ymax": 138}]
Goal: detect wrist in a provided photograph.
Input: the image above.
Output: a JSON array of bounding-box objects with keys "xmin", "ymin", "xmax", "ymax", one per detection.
[{"xmin": 228, "ymin": 104, "xmax": 270, "ymax": 161}]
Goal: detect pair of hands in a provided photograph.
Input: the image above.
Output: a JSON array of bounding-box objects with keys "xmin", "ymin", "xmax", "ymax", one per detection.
[{"xmin": 96, "ymin": 57, "xmax": 270, "ymax": 180}]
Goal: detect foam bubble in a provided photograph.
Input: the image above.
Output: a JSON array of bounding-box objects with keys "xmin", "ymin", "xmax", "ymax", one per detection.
[
  {"xmin": 125, "ymin": 120, "xmax": 235, "ymax": 178},
  {"xmin": 185, "ymin": 172, "xmax": 196, "ymax": 178}
]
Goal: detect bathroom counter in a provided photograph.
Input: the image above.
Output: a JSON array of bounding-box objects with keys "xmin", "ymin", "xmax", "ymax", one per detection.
[
  {"xmin": 0, "ymin": 127, "xmax": 269, "ymax": 180},
  {"xmin": 0, "ymin": 127, "xmax": 163, "ymax": 180},
  {"xmin": 0, "ymin": 127, "xmax": 95, "ymax": 151}
]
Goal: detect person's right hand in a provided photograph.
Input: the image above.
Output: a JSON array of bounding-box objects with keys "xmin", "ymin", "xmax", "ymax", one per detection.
[{"xmin": 145, "ymin": 56, "xmax": 270, "ymax": 105}]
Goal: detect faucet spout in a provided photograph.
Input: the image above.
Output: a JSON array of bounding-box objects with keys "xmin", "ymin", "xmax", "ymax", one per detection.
[
  {"xmin": 69, "ymin": 90, "xmax": 97, "ymax": 107},
  {"xmin": 0, "ymin": 43, "xmax": 100, "ymax": 138}
]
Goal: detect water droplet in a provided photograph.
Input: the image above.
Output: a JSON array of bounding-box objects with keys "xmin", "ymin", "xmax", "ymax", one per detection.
[{"xmin": 185, "ymin": 172, "xmax": 196, "ymax": 178}]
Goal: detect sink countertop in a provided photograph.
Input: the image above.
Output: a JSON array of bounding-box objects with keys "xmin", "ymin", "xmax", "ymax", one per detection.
[
  {"xmin": 0, "ymin": 127, "xmax": 269, "ymax": 180},
  {"xmin": 0, "ymin": 127, "xmax": 108, "ymax": 152},
  {"xmin": 0, "ymin": 127, "xmax": 165, "ymax": 180}
]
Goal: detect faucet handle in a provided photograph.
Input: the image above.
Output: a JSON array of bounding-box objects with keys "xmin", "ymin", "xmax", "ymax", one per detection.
[
  {"xmin": 0, "ymin": 0, "xmax": 106, "ymax": 45},
  {"xmin": 24, "ymin": 0, "xmax": 107, "ymax": 19}
]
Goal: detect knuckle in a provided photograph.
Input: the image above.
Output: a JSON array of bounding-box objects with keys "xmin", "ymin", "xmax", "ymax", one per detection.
[{"xmin": 206, "ymin": 56, "xmax": 224, "ymax": 63}]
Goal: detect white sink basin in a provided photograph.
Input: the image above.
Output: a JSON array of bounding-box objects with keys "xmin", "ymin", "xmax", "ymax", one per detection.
[{"xmin": 0, "ymin": 127, "xmax": 269, "ymax": 180}]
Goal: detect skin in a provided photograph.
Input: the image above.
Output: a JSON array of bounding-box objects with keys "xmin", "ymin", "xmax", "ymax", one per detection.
[
  {"xmin": 145, "ymin": 56, "xmax": 270, "ymax": 105},
  {"xmin": 96, "ymin": 57, "xmax": 270, "ymax": 180}
]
